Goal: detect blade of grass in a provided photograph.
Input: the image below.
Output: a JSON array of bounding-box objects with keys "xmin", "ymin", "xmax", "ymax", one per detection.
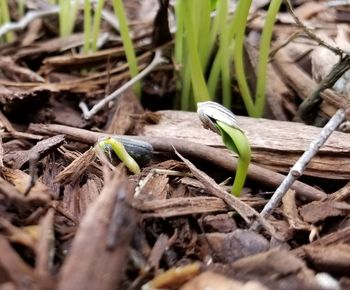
[
  {"xmin": 182, "ymin": 0, "xmax": 211, "ymax": 103},
  {"xmin": 112, "ymin": 0, "xmax": 140, "ymax": 97},
  {"xmin": 83, "ymin": 0, "xmax": 92, "ymax": 53},
  {"xmin": 91, "ymin": 0, "xmax": 104, "ymax": 52},
  {"xmin": 196, "ymin": 0, "xmax": 211, "ymax": 70},
  {"xmin": 255, "ymin": 0, "xmax": 282, "ymax": 117},
  {"xmin": 218, "ymin": 0, "xmax": 231, "ymax": 108},
  {"xmin": 232, "ymin": 0, "xmax": 255, "ymax": 116},
  {"xmin": 0, "ymin": 0, "xmax": 14, "ymax": 42}
]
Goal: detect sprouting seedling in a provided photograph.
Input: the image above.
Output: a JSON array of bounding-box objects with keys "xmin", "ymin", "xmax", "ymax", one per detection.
[
  {"xmin": 96, "ymin": 137, "xmax": 141, "ymax": 174},
  {"xmin": 197, "ymin": 101, "xmax": 251, "ymax": 196}
]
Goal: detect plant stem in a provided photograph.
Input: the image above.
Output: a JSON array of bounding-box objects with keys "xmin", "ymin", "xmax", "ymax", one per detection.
[
  {"xmin": 218, "ymin": 0, "xmax": 231, "ymax": 108},
  {"xmin": 255, "ymin": 0, "xmax": 281, "ymax": 117},
  {"xmin": 217, "ymin": 120, "xmax": 251, "ymax": 197},
  {"xmin": 83, "ymin": 0, "xmax": 92, "ymax": 53},
  {"xmin": 182, "ymin": 0, "xmax": 211, "ymax": 103},
  {"xmin": 232, "ymin": 0, "xmax": 255, "ymax": 116},
  {"xmin": 98, "ymin": 138, "xmax": 140, "ymax": 174},
  {"xmin": 112, "ymin": 0, "xmax": 140, "ymax": 96},
  {"xmin": 0, "ymin": 0, "xmax": 14, "ymax": 42},
  {"xmin": 196, "ymin": 0, "xmax": 211, "ymax": 70},
  {"xmin": 91, "ymin": 0, "xmax": 104, "ymax": 52}
]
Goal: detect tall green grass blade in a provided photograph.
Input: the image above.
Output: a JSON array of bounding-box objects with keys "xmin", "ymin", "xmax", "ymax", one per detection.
[
  {"xmin": 255, "ymin": 0, "xmax": 281, "ymax": 117},
  {"xmin": 83, "ymin": 0, "xmax": 92, "ymax": 53},
  {"xmin": 197, "ymin": 0, "xmax": 211, "ymax": 70},
  {"xmin": 182, "ymin": 0, "xmax": 210, "ymax": 103},
  {"xmin": 218, "ymin": 0, "xmax": 231, "ymax": 108},
  {"xmin": 112, "ymin": 0, "xmax": 140, "ymax": 96},
  {"xmin": 0, "ymin": 0, "xmax": 14, "ymax": 42},
  {"xmin": 232, "ymin": 0, "xmax": 255, "ymax": 116},
  {"xmin": 91, "ymin": 0, "xmax": 104, "ymax": 52}
]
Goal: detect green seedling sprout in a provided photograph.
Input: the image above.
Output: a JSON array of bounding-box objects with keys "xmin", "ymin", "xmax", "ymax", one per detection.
[
  {"xmin": 97, "ymin": 137, "xmax": 140, "ymax": 174},
  {"xmin": 197, "ymin": 101, "xmax": 251, "ymax": 196}
]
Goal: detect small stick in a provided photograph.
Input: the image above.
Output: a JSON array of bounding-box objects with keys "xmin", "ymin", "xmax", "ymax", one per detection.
[
  {"xmin": 259, "ymin": 108, "xmax": 346, "ymax": 220},
  {"xmin": 79, "ymin": 49, "xmax": 167, "ymax": 119},
  {"xmin": 0, "ymin": 7, "xmax": 59, "ymax": 39},
  {"xmin": 284, "ymin": 0, "xmax": 346, "ymax": 57}
]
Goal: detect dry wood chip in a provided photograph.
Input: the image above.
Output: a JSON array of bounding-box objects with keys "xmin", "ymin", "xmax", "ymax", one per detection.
[
  {"xmin": 143, "ymin": 262, "xmax": 201, "ymax": 290},
  {"xmin": 0, "ymin": 110, "xmax": 42, "ymax": 140},
  {"xmin": 35, "ymin": 209, "xmax": 55, "ymax": 277},
  {"xmin": 0, "ymin": 85, "xmax": 51, "ymax": 113},
  {"xmin": 148, "ymin": 233, "xmax": 169, "ymax": 270},
  {"xmin": 14, "ymin": 33, "xmax": 85, "ymax": 60},
  {"xmin": 78, "ymin": 179, "xmax": 101, "ymax": 219},
  {"xmin": 4, "ymin": 135, "xmax": 65, "ymax": 169},
  {"xmin": 180, "ymin": 271, "xmax": 269, "ymax": 290},
  {"xmin": 304, "ymin": 244, "xmax": 350, "ymax": 274},
  {"xmin": 282, "ymin": 190, "xmax": 317, "ymax": 235},
  {"xmin": 106, "ymin": 89, "xmax": 144, "ymax": 135},
  {"xmin": 0, "ymin": 175, "xmax": 50, "ymax": 210},
  {"xmin": 0, "ymin": 235, "xmax": 54, "ymax": 289},
  {"xmin": 0, "ymin": 217, "xmax": 37, "ymax": 249},
  {"xmin": 201, "ymin": 213, "xmax": 237, "ymax": 233},
  {"xmin": 0, "ymin": 56, "xmax": 45, "ymax": 82},
  {"xmin": 135, "ymin": 197, "xmax": 228, "ymax": 219},
  {"xmin": 55, "ymin": 147, "xmax": 96, "ymax": 185},
  {"xmin": 299, "ymin": 200, "xmax": 350, "ymax": 224},
  {"xmin": 198, "ymin": 230, "xmax": 269, "ymax": 264},
  {"xmin": 57, "ymin": 167, "xmax": 138, "ymax": 290},
  {"xmin": 292, "ymin": 227, "xmax": 350, "ymax": 258},
  {"xmin": 2, "ymin": 167, "xmax": 53, "ymax": 198},
  {"xmin": 231, "ymin": 248, "xmax": 316, "ymax": 285},
  {"xmin": 175, "ymin": 150, "xmax": 278, "ymax": 238},
  {"xmin": 136, "ymin": 174, "xmax": 169, "ymax": 202}
]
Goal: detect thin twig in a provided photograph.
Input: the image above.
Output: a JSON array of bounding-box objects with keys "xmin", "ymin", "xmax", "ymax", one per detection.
[
  {"xmin": 327, "ymin": 0, "xmax": 350, "ymax": 7},
  {"xmin": 259, "ymin": 109, "xmax": 346, "ymax": 220},
  {"xmin": 297, "ymin": 55, "xmax": 350, "ymax": 123},
  {"xmin": 0, "ymin": 7, "xmax": 59, "ymax": 39},
  {"xmin": 79, "ymin": 49, "xmax": 167, "ymax": 119},
  {"xmin": 284, "ymin": 0, "xmax": 346, "ymax": 56}
]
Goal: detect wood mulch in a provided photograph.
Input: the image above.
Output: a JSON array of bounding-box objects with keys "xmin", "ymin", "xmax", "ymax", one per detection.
[{"xmin": 0, "ymin": 1, "xmax": 350, "ymax": 289}]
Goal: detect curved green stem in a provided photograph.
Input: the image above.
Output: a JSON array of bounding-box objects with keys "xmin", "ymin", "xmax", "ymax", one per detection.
[
  {"xmin": 216, "ymin": 121, "xmax": 251, "ymax": 196},
  {"xmin": 98, "ymin": 137, "xmax": 140, "ymax": 174},
  {"xmin": 255, "ymin": 0, "xmax": 281, "ymax": 117}
]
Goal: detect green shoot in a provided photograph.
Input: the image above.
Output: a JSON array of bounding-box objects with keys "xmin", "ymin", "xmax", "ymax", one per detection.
[
  {"xmin": 91, "ymin": 0, "xmax": 104, "ymax": 52},
  {"xmin": 216, "ymin": 121, "xmax": 251, "ymax": 196},
  {"xmin": 97, "ymin": 137, "xmax": 140, "ymax": 174},
  {"xmin": 255, "ymin": 0, "xmax": 282, "ymax": 117},
  {"xmin": 218, "ymin": 0, "xmax": 231, "ymax": 108},
  {"xmin": 18, "ymin": 0, "xmax": 25, "ymax": 17},
  {"xmin": 59, "ymin": 0, "xmax": 79, "ymax": 37},
  {"xmin": 112, "ymin": 0, "xmax": 140, "ymax": 96},
  {"xmin": 83, "ymin": 0, "xmax": 92, "ymax": 53},
  {"xmin": 232, "ymin": 0, "xmax": 255, "ymax": 116},
  {"xmin": 0, "ymin": 0, "xmax": 14, "ymax": 42},
  {"xmin": 197, "ymin": 101, "xmax": 251, "ymax": 197},
  {"xmin": 181, "ymin": 0, "xmax": 211, "ymax": 103}
]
